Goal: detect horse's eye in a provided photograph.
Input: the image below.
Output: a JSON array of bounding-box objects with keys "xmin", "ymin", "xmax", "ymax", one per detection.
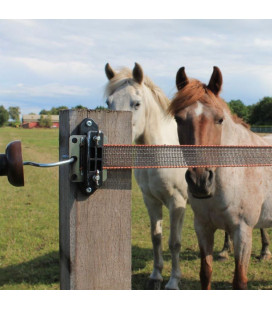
[
  {"xmin": 217, "ymin": 118, "xmax": 224, "ymax": 125},
  {"xmin": 175, "ymin": 115, "xmax": 183, "ymax": 125},
  {"xmin": 134, "ymin": 101, "xmax": 141, "ymax": 109}
]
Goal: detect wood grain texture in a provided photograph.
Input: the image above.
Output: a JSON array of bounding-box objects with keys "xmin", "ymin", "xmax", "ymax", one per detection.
[{"xmin": 59, "ymin": 110, "xmax": 132, "ymax": 289}]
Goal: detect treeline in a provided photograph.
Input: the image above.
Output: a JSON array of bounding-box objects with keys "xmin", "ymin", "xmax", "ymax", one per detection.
[
  {"xmin": 37, "ymin": 98, "xmax": 272, "ymax": 126},
  {"xmin": 0, "ymin": 106, "xmax": 20, "ymax": 127},
  {"xmin": 1, "ymin": 97, "xmax": 272, "ymax": 127},
  {"xmin": 31, "ymin": 97, "xmax": 272, "ymax": 126},
  {"xmin": 39, "ymin": 105, "xmax": 88, "ymax": 115},
  {"xmin": 228, "ymin": 97, "xmax": 272, "ymax": 126},
  {"xmin": 0, "ymin": 105, "xmax": 108, "ymax": 127},
  {"xmin": 38, "ymin": 105, "xmax": 107, "ymax": 115}
]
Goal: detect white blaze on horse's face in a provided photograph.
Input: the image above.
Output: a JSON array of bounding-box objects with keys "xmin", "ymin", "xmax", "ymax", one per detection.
[
  {"xmin": 175, "ymin": 101, "xmax": 224, "ymax": 146},
  {"xmin": 106, "ymin": 82, "xmax": 145, "ymax": 142},
  {"xmin": 194, "ymin": 101, "xmax": 204, "ymax": 117}
]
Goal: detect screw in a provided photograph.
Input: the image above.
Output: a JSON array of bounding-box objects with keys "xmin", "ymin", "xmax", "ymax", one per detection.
[
  {"xmin": 93, "ymin": 174, "xmax": 100, "ymax": 186},
  {"xmin": 93, "ymin": 135, "xmax": 101, "ymax": 142},
  {"xmin": 93, "ymin": 175, "xmax": 100, "ymax": 181},
  {"xmin": 86, "ymin": 120, "xmax": 92, "ymax": 127},
  {"xmin": 86, "ymin": 187, "xmax": 92, "ymax": 194}
]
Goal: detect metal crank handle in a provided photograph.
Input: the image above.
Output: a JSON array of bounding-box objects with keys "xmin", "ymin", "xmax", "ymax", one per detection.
[{"xmin": 23, "ymin": 157, "xmax": 75, "ymax": 168}]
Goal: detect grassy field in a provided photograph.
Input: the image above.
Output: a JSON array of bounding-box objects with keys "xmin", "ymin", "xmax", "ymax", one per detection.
[{"xmin": 1, "ymin": 127, "xmax": 272, "ymax": 289}]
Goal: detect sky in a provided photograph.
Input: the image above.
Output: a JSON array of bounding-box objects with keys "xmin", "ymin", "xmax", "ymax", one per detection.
[{"xmin": 0, "ymin": 19, "xmax": 272, "ymax": 115}]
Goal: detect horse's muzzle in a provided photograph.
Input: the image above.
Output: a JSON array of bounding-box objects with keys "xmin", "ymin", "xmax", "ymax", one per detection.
[{"xmin": 185, "ymin": 167, "xmax": 215, "ymax": 199}]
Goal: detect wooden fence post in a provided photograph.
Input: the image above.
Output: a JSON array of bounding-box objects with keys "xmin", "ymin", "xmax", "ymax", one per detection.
[{"xmin": 59, "ymin": 110, "xmax": 132, "ymax": 289}]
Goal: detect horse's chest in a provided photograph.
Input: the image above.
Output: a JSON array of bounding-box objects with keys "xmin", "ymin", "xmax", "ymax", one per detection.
[
  {"xmin": 134, "ymin": 168, "xmax": 187, "ymax": 203},
  {"xmin": 189, "ymin": 195, "xmax": 229, "ymax": 229},
  {"xmin": 190, "ymin": 167, "xmax": 266, "ymax": 230}
]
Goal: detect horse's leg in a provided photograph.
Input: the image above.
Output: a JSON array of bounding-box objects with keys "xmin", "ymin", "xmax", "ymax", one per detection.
[
  {"xmin": 165, "ymin": 195, "xmax": 186, "ymax": 290},
  {"xmin": 194, "ymin": 218, "xmax": 215, "ymax": 290},
  {"xmin": 144, "ymin": 195, "xmax": 164, "ymax": 290},
  {"xmin": 232, "ymin": 223, "xmax": 252, "ymax": 290},
  {"xmin": 260, "ymin": 229, "xmax": 271, "ymax": 261},
  {"xmin": 218, "ymin": 232, "xmax": 232, "ymax": 260}
]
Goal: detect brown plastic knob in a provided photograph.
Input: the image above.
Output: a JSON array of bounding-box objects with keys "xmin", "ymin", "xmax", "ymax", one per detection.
[{"xmin": 0, "ymin": 141, "xmax": 24, "ymax": 187}]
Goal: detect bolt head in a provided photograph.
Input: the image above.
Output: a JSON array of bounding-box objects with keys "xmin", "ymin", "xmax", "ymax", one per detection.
[
  {"xmin": 86, "ymin": 187, "xmax": 92, "ymax": 193},
  {"xmin": 93, "ymin": 135, "xmax": 101, "ymax": 141},
  {"xmin": 86, "ymin": 120, "xmax": 92, "ymax": 127}
]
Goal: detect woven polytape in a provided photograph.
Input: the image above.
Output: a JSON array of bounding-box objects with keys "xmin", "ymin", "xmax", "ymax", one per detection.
[{"xmin": 103, "ymin": 145, "xmax": 272, "ymax": 169}]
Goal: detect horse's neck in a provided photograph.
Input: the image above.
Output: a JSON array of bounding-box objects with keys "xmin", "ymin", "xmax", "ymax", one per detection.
[
  {"xmin": 145, "ymin": 117, "xmax": 178, "ymax": 145},
  {"xmin": 137, "ymin": 94, "xmax": 179, "ymax": 145},
  {"xmin": 221, "ymin": 111, "xmax": 268, "ymax": 146}
]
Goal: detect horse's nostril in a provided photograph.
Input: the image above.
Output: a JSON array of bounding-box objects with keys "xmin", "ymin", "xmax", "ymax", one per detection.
[
  {"xmin": 208, "ymin": 170, "xmax": 214, "ymax": 182},
  {"xmin": 185, "ymin": 170, "xmax": 191, "ymax": 183},
  {"xmin": 185, "ymin": 170, "xmax": 192, "ymax": 184},
  {"xmin": 185, "ymin": 169, "xmax": 196, "ymax": 185}
]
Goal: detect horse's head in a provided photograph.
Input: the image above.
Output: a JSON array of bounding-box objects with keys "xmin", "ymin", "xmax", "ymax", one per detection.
[
  {"xmin": 105, "ymin": 63, "xmax": 147, "ymax": 143},
  {"xmin": 169, "ymin": 66, "xmax": 226, "ymax": 199}
]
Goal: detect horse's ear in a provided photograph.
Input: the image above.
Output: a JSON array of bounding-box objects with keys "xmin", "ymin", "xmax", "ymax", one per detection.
[
  {"xmin": 132, "ymin": 62, "xmax": 144, "ymax": 84},
  {"xmin": 207, "ymin": 66, "xmax": 223, "ymax": 96},
  {"xmin": 105, "ymin": 63, "xmax": 115, "ymax": 80},
  {"xmin": 176, "ymin": 67, "xmax": 189, "ymax": 90}
]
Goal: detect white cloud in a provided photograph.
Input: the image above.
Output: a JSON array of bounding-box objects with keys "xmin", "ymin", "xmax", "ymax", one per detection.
[
  {"xmin": 12, "ymin": 57, "xmax": 96, "ymax": 78},
  {"xmin": 1, "ymin": 19, "xmax": 272, "ymax": 114},
  {"xmin": 63, "ymin": 34, "xmax": 95, "ymax": 47},
  {"xmin": 0, "ymin": 83, "xmax": 90, "ymax": 97},
  {"xmin": 178, "ymin": 36, "xmax": 221, "ymax": 46},
  {"xmin": 254, "ymin": 38, "xmax": 272, "ymax": 48}
]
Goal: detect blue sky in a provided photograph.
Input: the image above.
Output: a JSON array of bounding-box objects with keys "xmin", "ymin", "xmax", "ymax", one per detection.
[{"xmin": 0, "ymin": 19, "xmax": 272, "ymax": 115}]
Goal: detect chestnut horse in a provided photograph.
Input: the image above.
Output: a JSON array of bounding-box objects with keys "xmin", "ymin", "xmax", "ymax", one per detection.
[{"xmin": 168, "ymin": 66, "xmax": 272, "ymax": 289}]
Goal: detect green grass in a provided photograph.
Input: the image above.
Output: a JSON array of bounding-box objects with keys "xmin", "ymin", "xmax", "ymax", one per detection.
[
  {"xmin": 1, "ymin": 127, "xmax": 272, "ymax": 289},
  {"xmin": 0, "ymin": 127, "xmax": 59, "ymax": 289}
]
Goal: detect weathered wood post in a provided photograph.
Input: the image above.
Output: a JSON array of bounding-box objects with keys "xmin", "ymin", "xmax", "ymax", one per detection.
[{"xmin": 59, "ymin": 110, "xmax": 132, "ymax": 289}]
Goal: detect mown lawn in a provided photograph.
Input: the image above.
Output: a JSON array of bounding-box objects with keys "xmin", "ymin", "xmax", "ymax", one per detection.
[
  {"xmin": 0, "ymin": 127, "xmax": 59, "ymax": 289},
  {"xmin": 1, "ymin": 127, "xmax": 272, "ymax": 289}
]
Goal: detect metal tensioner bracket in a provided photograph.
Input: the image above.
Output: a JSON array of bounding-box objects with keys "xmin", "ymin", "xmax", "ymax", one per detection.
[
  {"xmin": 69, "ymin": 118, "xmax": 107, "ymax": 196},
  {"xmin": 0, "ymin": 118, "xmax": 106, "ymax": 196}
]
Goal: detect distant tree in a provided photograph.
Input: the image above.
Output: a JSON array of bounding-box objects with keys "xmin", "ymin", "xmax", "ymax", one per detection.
[
  {"xmin": 39, "ymin": 115, "xmax": 47, "ymax": 127},
  {"xmin": 8, "ymin": 106, "xmax": 20, "ymax": 122},
  {"xmin": 40, "ymin": 106, "xmax": 68, "ymax": 115},
  {"xmin": 246, "ymin": 104, "xmax": 255, "ymax": 125},
  {"xmin": 228, "ymin": 100, "xmax": 250, "ymax": 123},
  {"xmin": 44, "ymin": 114, "xmax": 53, "ymax": 128},
  {"xmin": 0, "ymin": 105, "xmax": 9, "ymax": 127},
  {"xmin": 50, "ymin": 106, "xmax": 68, "ymax": 115},
  {"xmin": 50, "ymin": 107, "xmax": 58, "ymax": 115},
  {"xmin": 249, "ymin": 97, "xmax": 272, "ymax": 125},
  {"xmin": 29, "ymin": 112, "xmax": 36, "ymax": 115},
  {"xmin": 40, "ymin": 109, "xmax": 50, "ymax": 115},
  {"xmin": 95, "ymin": 106, "xmax": 108, "ymax": 110},
  {"xmin": 39, "ymin": 114, "xmax": 52, "ymax": 128},
  {"xmin": 73, "ymin": 105, "xmax": 88, "ymax": 109}
]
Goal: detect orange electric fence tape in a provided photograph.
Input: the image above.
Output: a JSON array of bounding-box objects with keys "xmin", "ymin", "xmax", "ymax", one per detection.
[{"xmin": 103, "ymin": 144, "xmax": 272, "ymax": 169}]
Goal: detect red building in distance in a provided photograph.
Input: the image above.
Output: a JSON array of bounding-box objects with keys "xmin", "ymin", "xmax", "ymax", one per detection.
[{"xmin": 22, "ymin": 114, "xmax": 59, "ymax": 128}]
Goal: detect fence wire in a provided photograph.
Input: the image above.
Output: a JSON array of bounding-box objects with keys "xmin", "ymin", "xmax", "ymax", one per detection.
[{"xmin": 103, "ymin": 145, "xmax": 272, "ymax": 169}]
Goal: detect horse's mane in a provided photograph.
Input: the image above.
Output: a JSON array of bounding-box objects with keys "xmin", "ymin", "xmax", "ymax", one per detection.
[
  {"xmin": 168, "ymin": 79, "xmax": 249, "ymax": 128},
  {"xmin": 105, "ymin": 67, "xmax": 170, "ymax": 112}
]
